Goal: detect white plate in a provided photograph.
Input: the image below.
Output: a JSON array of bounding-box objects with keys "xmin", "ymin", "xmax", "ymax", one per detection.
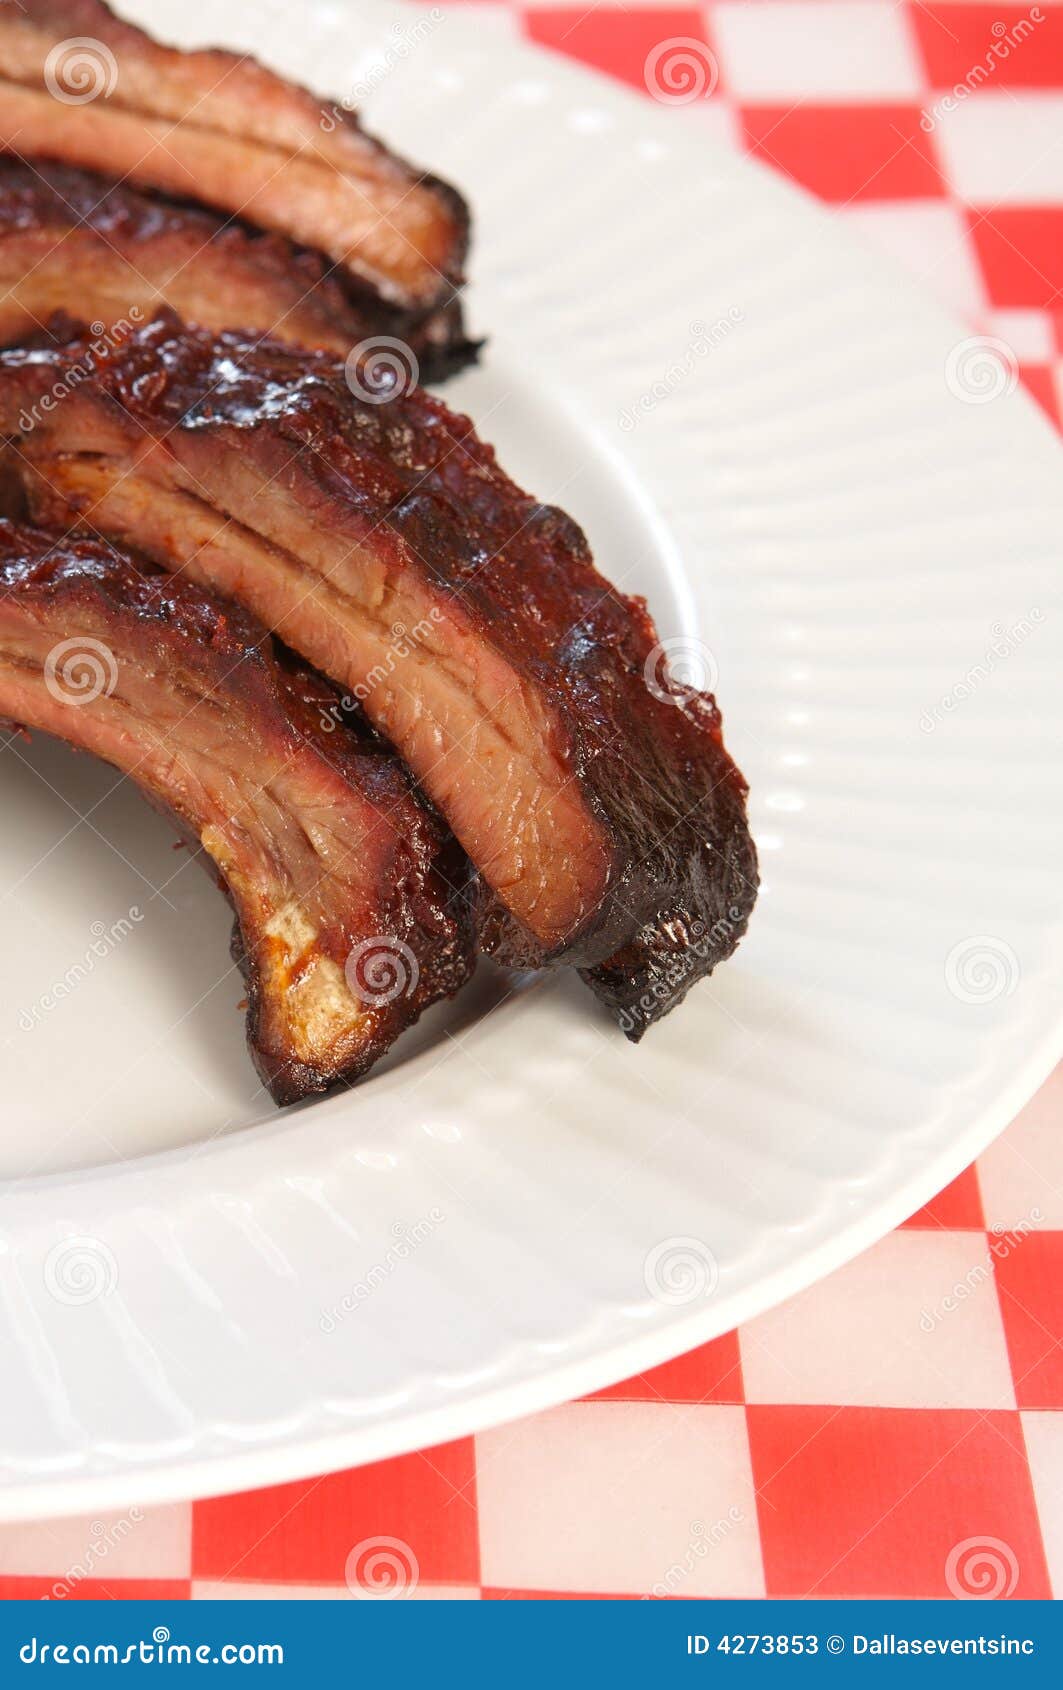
[{"xmin": 1, "ymin": 0, "xmax": 1061, "ymax": 1520}]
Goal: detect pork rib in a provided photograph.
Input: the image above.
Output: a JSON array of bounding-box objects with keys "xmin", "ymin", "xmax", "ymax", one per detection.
[
  {"xmin": 0, "ymin": 316, "xmax": 758, "ymax": 1035},
  {"xmin": 0, "ymin": 0, "xmax": 473, "ymax": 367},
  {"xmin": 0, "ymin": 518, "xmax": 474, "ymax": 1101},
  {"xmin": 0, "ymin": 158, "xmax": 470, "ymax": 375}
]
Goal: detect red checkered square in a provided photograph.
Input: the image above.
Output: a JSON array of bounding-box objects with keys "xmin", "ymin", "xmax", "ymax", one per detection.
[
  {"xmin": 0, "ymin": 1576, "xmax": 190, "ymax": 1600},
  {"xmin": 740, "ymin": 105, "xmax": 945, "ymax": 200},
  {"xmin": 1019, "ymin": 366, "xmax": 1063, "ymax": 427},
  {"xmin": 523, "ymin": 7, "xmax": 718, "ymax": 98},
  {"xmin": 995, "ymin": 1231, "xmax": 1063, "ymax": 1409},
  {"xmin": 901, "ymin": 1163, "xmax": 984, "ymax": 1230},
  {"xmin": 586, "ymin": 1331, "xmax": 743, "ymax": 1404},
  {"xmin": 748, "ymin": 1405, "xmax": 1052, "ymax": 1598},
  {"xmin": 191, "ymin": 1439, "xmax": 479, "ymax": 1588},
  {"xmin": 968, "ymin": 208, "xmax": 1063, "ymax": 306},
  {"xmin": 909, "ymin": 4, "xmax": 1063, "ymax": 89}
]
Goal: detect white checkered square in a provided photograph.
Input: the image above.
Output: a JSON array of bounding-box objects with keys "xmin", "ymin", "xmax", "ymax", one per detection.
[
  {"xmin": 0, "ymin": 1503, "xmax": 190, "ymax": 1585},
  {"xmin": 740, "ymin": 1229, "xmax": 1016, "ymax": 1409},
  {"xmin": 712, "ymin": 1, "xmax": 924, "ymax": 99},
  {"xmin": 476, "ymin": 1402, "xmax": 765, "ymax": 1595},
  {"xmin": 932, "ymin": 94, "xmax": 1063, "ymax": 203},
  {"xmin": 1021, "ymin": 1412, "xmax": 1063, "ymax": 1597},
  {"xmin": 979, "ymin": 1068, "xmax": 1063, "ymax": 1231}
]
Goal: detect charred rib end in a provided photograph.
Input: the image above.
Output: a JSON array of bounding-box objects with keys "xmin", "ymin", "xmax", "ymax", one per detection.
[{"xmin": 584, "ymin": 829, "xmax": 760, "ymax": 1040}]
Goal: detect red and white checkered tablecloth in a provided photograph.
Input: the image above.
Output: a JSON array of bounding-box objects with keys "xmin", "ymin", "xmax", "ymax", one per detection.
[{"xmin": 3, "ymin": 1, "xmax": 1061, "ymax": 1602}]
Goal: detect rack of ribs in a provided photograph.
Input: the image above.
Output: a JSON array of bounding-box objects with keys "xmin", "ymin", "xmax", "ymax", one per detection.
[
  {"xmin": 0, "ymin": 518, "xmax": 475, "ymax": 1102},
  {"xmin": 0, "ymin": 159, "xmax": 472, "ymax": 376},
  {"xmin": 0, "ymin": 314, "xmax": 758, "ymax": 1037},
  {"xmin": 0, "ymin": 0, "xmax": 475, "ymax": 373}
]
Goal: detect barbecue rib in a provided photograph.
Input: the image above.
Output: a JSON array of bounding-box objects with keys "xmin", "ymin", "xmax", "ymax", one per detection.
[
  {"xmin": 0, "ymin": 518, "xmax": 474, "ymax": 1101},
  {"xmin": 0, "ymin": 159, "xmax": 468, "ymax": 374},
  {"xmin": 0, "ymin": 316, "xmax": 758, "ymax": 1035},
  {"xmin": 0, "ymin": 0, "xmax": 473, "ymax": 371}
]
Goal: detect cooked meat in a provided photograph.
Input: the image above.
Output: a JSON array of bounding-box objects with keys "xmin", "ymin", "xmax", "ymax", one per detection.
[
  {"xmin": 0, "ymin": 158, "xmax": 470, "ymax": 375},
  {"xmin": 0, "ymin": 0, "xmax": 473, "ymax": 369},
  {"xmin": 0, "ymin": 316, "xmax": 758, "ymax": 1035},
  {"xmin": 0, "ymin": 518, "xmax": 474, "ymax": 1101}
]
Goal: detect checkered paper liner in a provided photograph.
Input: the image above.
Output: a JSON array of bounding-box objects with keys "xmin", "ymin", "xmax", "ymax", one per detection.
[{"xmin": 1, "ymin": 1, "xmax": 1061, "ymax": 1601}]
